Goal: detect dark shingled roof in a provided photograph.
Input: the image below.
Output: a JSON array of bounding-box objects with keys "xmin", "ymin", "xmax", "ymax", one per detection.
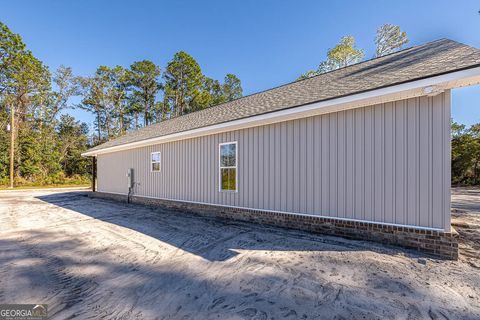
[{"xmin": 86, "ymin": 39, "xmax": 480, "ymax": 153}]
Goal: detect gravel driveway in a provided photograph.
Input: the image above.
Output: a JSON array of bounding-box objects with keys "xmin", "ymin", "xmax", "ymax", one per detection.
[{"xmin": 0, "ymin": 189, "xmax": 479, "ymax": 319}]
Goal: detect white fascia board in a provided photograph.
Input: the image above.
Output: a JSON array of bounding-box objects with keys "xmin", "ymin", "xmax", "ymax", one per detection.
[{"xmin": 82, "ymin": 66, "xmax": 480, "ymax": 157}]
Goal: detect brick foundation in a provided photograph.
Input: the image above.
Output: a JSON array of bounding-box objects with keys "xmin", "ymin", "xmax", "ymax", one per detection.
[{"xmin": 89, "ymin": 191, "xmax": 459, "ymax": 260}]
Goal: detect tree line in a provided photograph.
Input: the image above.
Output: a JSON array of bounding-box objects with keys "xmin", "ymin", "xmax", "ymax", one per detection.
[
  {"xmin": 452, "ymin": 122, "xmax": 480, "ymax": 185},
  {"xmin": 80, "ymin": 53, "xmax": 242, "ymax": 144},
  {"xmin": 1, "ymin": 20, "xmax": 479, "ymax": 187},
  {"xmin": 0, "ymin": 20, "xmax": 242, "ymax": 186},
  {"xmin": 0, "ymin": 22, "xmax": 90, "ymax": 186}
]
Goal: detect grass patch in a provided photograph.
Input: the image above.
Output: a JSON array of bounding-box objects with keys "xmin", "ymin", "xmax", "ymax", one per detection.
[{"xmin": 0, "ymin": 184, "xmax": 90, "ymax": 190}]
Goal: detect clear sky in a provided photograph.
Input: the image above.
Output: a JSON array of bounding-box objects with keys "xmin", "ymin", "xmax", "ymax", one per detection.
[{"xmin": 1, "ymin": 0, "xmax": 479, "ymax": 129}]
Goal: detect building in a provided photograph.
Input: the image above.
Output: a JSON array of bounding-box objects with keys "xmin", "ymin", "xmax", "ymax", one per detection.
[{"xmin": 83, "ymin": 39, "xmax": 480, "ymax": 259}]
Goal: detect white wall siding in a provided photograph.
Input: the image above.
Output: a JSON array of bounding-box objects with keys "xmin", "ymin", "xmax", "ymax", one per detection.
[{"xmin": 97, "ymin": 92, "xmax": 451, "ymax": 230}]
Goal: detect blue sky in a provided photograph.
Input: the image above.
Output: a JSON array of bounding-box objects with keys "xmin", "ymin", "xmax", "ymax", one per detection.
[{"xmin": 1, "ymin": 0, "xmax": 479, "ymax": 129}]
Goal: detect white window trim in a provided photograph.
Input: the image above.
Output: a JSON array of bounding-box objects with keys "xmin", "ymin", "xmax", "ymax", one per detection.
[
  {"xmin": 151, "ymin": 151, "xmax": 161, "ymax": 173},
  {"xmin": 218, "ymin": 141, "xmax": 238, "ymax": 192}
]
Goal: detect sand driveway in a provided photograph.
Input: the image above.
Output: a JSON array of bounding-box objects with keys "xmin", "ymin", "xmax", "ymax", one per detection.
[{"xmin": 0, "ymin": 188, "xmax": 479, "ymax": 319}]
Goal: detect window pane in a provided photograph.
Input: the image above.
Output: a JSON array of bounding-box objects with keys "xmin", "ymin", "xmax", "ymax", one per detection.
[
  {"xmin": 221, "ymin": 168, "xmax": 236, "ymax": 191},
  {"xmin": 152, "ymin": 162, "xmax": 161, "ymax": 172},
  {"xmin": 220, "ymin": 143, "xmax": 236, "ymax": 167},
  {"xmin": 151, "ymin": 152, "xmax": 160, "ymax": 162}
]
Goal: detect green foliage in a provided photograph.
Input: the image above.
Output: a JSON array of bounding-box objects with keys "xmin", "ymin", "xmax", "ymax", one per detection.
[
  {"xmin": 57, "ymin": 114, "xmax": 90, "ymax": 176},
  {"xmin": 164, "ymin": 51, "xmax": 204, "ymax": 116},
  {"xmin": 78, "ymin": 65, "xmax": 132, "ymax": 142},
  {"xmin": 77, "ymin": 52, "xmax": 243, "ymax": 142},
  {"xmin": 298, "ymin": 35, "xmax": 364, "ymax": 79},
  {"xmin": 452, "ymin": 121, "xmax": 480, "ymax": 185},
  {"xmin": 128, "ymin": 60, "xmax": 161, "ymax": 126},
  {"xmin": 201, "ymin": 77, "xmax": 225, "ymax": 108},
  {"xmin": 0, "ymin": 20, "xmax": 244, "ymax": 187},
  {"xmin": 163, "ymin": 51, "xmax": 243, "ymax": 116},
  {"xmin": 298, "ymin": 23, "xmax": 409, "ymax": 79},
  {"xmin": 18, "ymin": 127, "xmax": 43, "ymax": 178},
  {"xmin": 321, "ymin": 36, "xmax": 364, "ymax": 71},
  {"xmin": 9, "ymin": 173, "xmax": 90, "ymax": 188},
  {"xmin": 78, "ymin": 69, "xmax": 109, "ymax": 143},
  {"xmin": 222, "ymin": 74, "xmax": 242, "ymax": 101},
  {"xmin": 296, "ymin": 70, "xmax": 319, "ymax": 81},
  {"xmin": 375, "ymin": 24, "xmax": 408, "ymax": 57},
  {"xmin": 0, "ymin": 21, "xmax": 26, "ymax": 93},
  {"xmin": 0, "ymin": 21, "xmax": 90, "ymax": 187},
  {"xmin": 0, "ymin": 109, "xmax": 8, "ymax": 178}
]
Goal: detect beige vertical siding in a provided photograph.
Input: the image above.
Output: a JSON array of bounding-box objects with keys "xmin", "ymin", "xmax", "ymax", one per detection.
[{"xmin": 97, "ymin": 92, "xmax": 451, "ymax": 230}]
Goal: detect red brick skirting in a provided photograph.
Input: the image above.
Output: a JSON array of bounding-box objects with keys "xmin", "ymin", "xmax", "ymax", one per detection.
[{"xmin": 89, "ymin": 191, "xmax": 459, "ymax": 260}]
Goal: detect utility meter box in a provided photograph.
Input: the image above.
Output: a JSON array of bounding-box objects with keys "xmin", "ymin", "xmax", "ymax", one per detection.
[{"xmin": 127, "ymin": 168, "xmax": 134, "ymax": 189}]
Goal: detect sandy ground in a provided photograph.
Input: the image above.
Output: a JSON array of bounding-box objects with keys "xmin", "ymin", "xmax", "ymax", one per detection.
[
  {"xmin": 451, "ymin": 188, "xmax": 480, "ymax": 268},
  {"xmin": 0, "ymin": 189, "xmax": 478, "ymax": 319}
]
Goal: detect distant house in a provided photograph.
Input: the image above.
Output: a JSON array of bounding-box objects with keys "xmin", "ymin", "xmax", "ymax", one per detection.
[{"xmin": 83, "ymin": 39, "xmax": 480, "ymax": 259}]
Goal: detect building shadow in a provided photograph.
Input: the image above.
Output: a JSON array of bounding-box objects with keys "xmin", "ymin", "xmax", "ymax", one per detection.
[{"xmin": 35, "ymin": 191, "xmax": 432, "ymax": 263}]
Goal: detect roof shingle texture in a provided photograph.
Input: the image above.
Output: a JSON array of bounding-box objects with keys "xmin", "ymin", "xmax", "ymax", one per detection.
[{"xmin": 87, "ymin": 39, "xmax": 480, "ymax": 153}]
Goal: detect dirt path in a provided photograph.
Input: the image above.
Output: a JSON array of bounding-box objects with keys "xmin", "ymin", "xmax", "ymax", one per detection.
[
  {"xmin": 0, "ymin": 189, "xmax": 479, "ymax": 319},
  {"xmin": 452, "ymin": 187, "xmax": 480, "ymax": 268}
]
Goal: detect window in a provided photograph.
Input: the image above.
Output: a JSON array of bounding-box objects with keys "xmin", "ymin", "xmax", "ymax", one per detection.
[
  {"xmin": 219, "ymin": 142, "xmax": 237, "ymax": 192},
  {"xmin": 151, "ymin": 152, "xmax": 161, "ymax": 172}
]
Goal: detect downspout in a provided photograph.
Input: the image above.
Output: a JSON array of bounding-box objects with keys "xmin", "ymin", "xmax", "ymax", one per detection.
[
  {"xmin": 127, "ymin": 185, "xmax": 132, "ymax": 203},
  {"xmin": 91, "ymin": 156, "xmax": 96, "ymax": 192},
  {"xmin": 126, "ymin": 168, "xmax": 134, "ymax": 203}
]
